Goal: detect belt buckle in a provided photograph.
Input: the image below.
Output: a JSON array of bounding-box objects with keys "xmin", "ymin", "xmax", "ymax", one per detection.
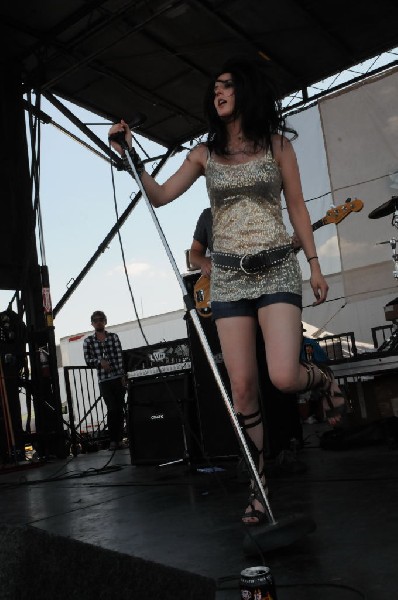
[{"xmin": 240, "ymin": 253, "xmax": 253, "ymax": 274}]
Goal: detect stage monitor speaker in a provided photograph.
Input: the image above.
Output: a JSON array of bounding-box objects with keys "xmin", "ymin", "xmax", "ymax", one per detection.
[
  {"xmin": 184, "ymin": 272, "xmax": 240, "ymax": 459},
  {"xmin": 127, "ymin": 372, "xmax": 197, "ymax": 465},
  {"xmin": 0, "ymin": 525, "xmax": 214, "ymax": 600}
]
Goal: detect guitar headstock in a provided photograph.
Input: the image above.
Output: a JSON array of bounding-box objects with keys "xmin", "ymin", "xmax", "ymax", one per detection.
[{"xmin": 323, "ymin": 198, "xmax": 364, "ymax": 225}]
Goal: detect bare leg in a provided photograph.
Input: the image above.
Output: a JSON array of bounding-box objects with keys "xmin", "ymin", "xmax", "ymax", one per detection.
[
  {"xmin": 258, "ymin": 303, "xmax": 303, "ymax": 391},
  {"xmin": 215, "ymin": 316, "xmax": 266, "ymax": 524},
  {"xmin": 257, "ymin": 303, "xmax": 345, "ymax": 425}
]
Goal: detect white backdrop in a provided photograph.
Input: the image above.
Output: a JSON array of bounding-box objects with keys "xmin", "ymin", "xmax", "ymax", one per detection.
[
  {"xmin": 285, "ymin": 106, "xmax": 341, "ymax": 281},
  {"xmin": 287, "ymin": 68, "xmax": 398, "ymax": 344},
  {"xmin": 320, "ymin": 67, "xmax": 398, "ymax": 273}
]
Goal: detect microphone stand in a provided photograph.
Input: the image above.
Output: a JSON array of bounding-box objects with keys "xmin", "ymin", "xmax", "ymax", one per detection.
[{"xmin": 114, "ymin": 135, "xmax": 275, "ymax": 525}]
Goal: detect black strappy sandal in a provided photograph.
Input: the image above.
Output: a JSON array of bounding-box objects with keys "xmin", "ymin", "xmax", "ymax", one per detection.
[
  {"xmin": 301, "ymin": 361, "xmax": 347, "ymax": 425},
  {"xmin": 238, "ymin": 409, "xmax": 269, "ymax": 526},
  {"xmin": 325, "ymin": 390, "xmax": 349, "ymax": 428},
  {"xmin": 243, "ymin": 486, "xmax": 268, "ymax": 525}
]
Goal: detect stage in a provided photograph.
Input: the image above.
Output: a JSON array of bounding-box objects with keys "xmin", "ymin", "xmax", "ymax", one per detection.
[{"xmin": 0, "ymin": 421, "xmax": 397, "ymax": 600}]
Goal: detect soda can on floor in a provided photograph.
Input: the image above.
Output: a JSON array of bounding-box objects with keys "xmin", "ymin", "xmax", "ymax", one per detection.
[{"xmin": 240, "ymin": 566, "xmax": 278, "ymax": 600}]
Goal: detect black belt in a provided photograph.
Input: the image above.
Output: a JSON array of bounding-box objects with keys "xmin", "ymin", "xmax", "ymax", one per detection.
[{"xmin": 212, "ymin": 243, "xmax": 293, "ymax": 274}]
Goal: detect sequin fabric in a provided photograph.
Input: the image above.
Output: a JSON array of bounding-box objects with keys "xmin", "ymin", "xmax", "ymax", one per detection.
[{"xmin": 205, "ymin": 151, "xmax": 302, "ymax": 302}]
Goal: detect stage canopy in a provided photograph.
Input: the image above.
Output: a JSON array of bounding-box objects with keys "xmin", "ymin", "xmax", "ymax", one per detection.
[{"xmin": 2, "ymin": 0, "xmax": 398, "ymax": 147}]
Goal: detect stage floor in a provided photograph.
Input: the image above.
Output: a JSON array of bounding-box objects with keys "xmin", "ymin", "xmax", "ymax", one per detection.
[{"xmin": 0, "ymin": 421, "xmax": 397, "ymax": 600}]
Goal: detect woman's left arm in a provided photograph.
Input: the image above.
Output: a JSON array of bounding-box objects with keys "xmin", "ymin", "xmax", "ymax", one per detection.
[{"xmin": 274, "ymin": 135, "xmax": 329, "ymax": 305}]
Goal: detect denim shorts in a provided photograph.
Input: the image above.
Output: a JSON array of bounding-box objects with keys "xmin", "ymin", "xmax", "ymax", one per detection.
[{"xmin": 211, "ymin": 292, "xmax": 302, "ymax": 320}]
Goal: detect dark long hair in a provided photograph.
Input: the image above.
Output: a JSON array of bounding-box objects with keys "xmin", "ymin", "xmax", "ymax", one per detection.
[{"xmin": 203, "ymin": 55, "xmax": 297, "ymax": 156}]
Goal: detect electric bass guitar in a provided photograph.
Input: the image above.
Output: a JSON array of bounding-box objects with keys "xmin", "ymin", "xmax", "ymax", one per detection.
[{"xmin": 193, "ymin": 197, "xmax": 364, "ymax": 318}]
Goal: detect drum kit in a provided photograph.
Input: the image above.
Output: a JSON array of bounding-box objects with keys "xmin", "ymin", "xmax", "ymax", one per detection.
[
  {"xmin": 369, "ymin": 195, "xmax": 398, "ymax": 279},
  {"xmin": 369, "ymin": 195, "xmax": 398, "ymax": 351}
]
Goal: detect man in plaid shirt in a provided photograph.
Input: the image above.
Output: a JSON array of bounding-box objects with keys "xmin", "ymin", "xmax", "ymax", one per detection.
[{"xmin": 83, "ymin": 310, "xmax": 127, "ymax": 450}]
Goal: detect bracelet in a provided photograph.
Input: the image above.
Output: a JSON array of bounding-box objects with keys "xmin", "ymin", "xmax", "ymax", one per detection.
[
  {"xmin": 307, "ymin": 255, "xmax": 318, "ymax": 263},
  {"xmin": 122, "ymin": 147, "xmax": 145, "ymax": 177}
]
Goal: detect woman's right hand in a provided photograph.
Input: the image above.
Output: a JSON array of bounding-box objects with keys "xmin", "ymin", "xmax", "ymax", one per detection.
[{"xmin": 108, "ymin": 119, "xmax": 132, "ymax": 155}]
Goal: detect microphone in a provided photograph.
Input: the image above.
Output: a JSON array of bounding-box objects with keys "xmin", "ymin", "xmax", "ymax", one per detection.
[
  {"xmin": 108, "ymin": 110, "xmax": 147, "ymax": 148},
  {"xmin": 108, "ymin": 130, "xmax": 128, "ymax": 149}
]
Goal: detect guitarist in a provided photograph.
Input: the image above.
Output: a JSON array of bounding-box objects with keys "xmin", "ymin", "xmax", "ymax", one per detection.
[{"xmin": 189, "ymin": 207, "xmax": 213, "ymax": 276}]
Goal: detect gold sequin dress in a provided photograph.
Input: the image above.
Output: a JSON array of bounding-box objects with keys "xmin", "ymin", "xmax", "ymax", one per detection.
[{"xmin": 205, "ymin": 151, "xmax": 302, "ymax": 302}]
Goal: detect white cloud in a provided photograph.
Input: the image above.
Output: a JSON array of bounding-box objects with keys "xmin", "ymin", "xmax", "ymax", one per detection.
[
  {"xmin": 318, "ymin": 236, "xmax": 340, "ymax": 259},
  {"xmin": 109, "ymin": 261, "xmax": 151, "ymax": 276},
  {"xmin": 389, "ymin": 171, "xmax": 398, "ymax": 189}
]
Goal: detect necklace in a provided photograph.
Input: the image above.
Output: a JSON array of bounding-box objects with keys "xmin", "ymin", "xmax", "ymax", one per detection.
[
  {"xmin": 225, "ymin": 143, "xmax": 257, "ymax": 156},
  {"xmin": 225, "ymin": 147, "xmax": 251, "ymax": 156},
  {"xmin": 225, "ymin": 133, "xmax": 257, "ymax": 156}
]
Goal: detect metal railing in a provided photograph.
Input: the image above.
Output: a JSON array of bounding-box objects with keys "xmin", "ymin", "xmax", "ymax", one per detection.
[
  {"xmin": 318, "ymin": 332, "xmax": 358, "ymax": 361},
  {"xmin": 371, "ymin": 324, "xmax": 397, "ymax": 351},
  {"xmin": 63, "ymin": 366, "xmax": 109, "ymax": 455}
]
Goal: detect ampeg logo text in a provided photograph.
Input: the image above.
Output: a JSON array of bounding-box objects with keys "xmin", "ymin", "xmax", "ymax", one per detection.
[{"xmin": 150, "ymin": 414, "xmax": 164, "ymax": 420}]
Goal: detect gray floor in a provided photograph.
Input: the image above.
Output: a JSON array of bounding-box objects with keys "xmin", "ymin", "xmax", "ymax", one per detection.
[{"xmin": 0, "ymin": 422, "xmax": 397, "ymax": 599}]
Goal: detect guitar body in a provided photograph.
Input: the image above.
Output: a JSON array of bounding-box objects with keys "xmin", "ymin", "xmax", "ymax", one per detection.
[
  {"xmin": 193, "ymin": 197, "xmax": 364, "ymax": 317},
  {"xmin": 193, "ymin": 275, "xmax": 212, "ymax": 318}
]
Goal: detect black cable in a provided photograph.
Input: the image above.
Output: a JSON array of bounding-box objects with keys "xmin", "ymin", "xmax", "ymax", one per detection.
[
  {"xmin": 108, "ymin": 143, "xmax": 207, "ymax": 454},
  {"xmin": 3, "ymin": 390, "xmax": 128, "ymax": 485},
  {"xmin": 0, "ymin": 472, "xmax": 237, "ymax": 490},
  {"xmin": 107, "ymin": 147, "xmax": 219, "ymax": 451},
  {"xmin": 108, "ymin": 140, "xmax": 153, "ymax": 348},
  {"xmin": 278, "ymin": 167, "xmax": 398, "ymax": 206},
  {"xmin": 0, "ymin": 443, "xmax": 129, "ymax": 488},
  {"xmin": 5, "ymin": 465, "xmax": 123, "ymax": 487}
]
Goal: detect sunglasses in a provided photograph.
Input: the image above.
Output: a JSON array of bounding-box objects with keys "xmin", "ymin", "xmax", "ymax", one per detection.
[{"xmin": 92, "ymin": 317, "xmax": 105, "ymax": 323}]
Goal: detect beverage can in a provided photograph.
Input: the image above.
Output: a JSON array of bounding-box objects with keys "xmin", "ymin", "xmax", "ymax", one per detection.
[{"xmin": 240, "ymin": 566, "xmax": 278, "ymax": 600}]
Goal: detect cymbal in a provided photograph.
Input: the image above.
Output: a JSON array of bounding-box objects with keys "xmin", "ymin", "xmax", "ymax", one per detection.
[{"xmin": 368, "ymin": 196, "xmax": 398, "ymax": 219}]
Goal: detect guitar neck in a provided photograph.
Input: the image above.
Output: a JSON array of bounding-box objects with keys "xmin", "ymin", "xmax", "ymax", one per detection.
[
  {"xmin": 311, "ymin": 218, "xmax": 325, "ymax": 233},
  {"xmin": 300, "ymin": 199, "xmax": 363, "ymax": 244},
  {"xmin": 294, "ymin": 219, "xmax": 324, "ymax": 253}
]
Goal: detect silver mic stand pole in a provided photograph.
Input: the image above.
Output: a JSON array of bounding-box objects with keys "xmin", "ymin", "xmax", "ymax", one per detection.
[{"xmin": 118, "ymin": 139, "xmax": 274, "ymax": 525}]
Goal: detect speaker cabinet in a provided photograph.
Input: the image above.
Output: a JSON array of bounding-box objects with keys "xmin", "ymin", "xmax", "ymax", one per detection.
[
  {"xmin": 127, "ymin": 372, "xmax": 196, "ymax": 465},
  {"xmin": 184, "ymin": 273, "xmax": 240, "ymax": 459}
]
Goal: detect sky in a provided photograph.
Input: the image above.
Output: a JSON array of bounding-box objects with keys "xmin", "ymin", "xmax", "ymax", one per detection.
[{"xmin": 3, "ymin": 98, "xmax": 210, "ymax": 343}]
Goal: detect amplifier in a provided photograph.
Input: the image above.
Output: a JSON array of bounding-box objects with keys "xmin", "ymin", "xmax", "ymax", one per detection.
[
  {"xmin": 124, "ymin": 338, "xmax": 191, "ymax": 379},
  {"xmin": 127, "ymin": 372, "xmax": 198, "ymax": 465},
  {"xmin": 127, "ymin": 362, "xmax": 191, "ymax": 379}
]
